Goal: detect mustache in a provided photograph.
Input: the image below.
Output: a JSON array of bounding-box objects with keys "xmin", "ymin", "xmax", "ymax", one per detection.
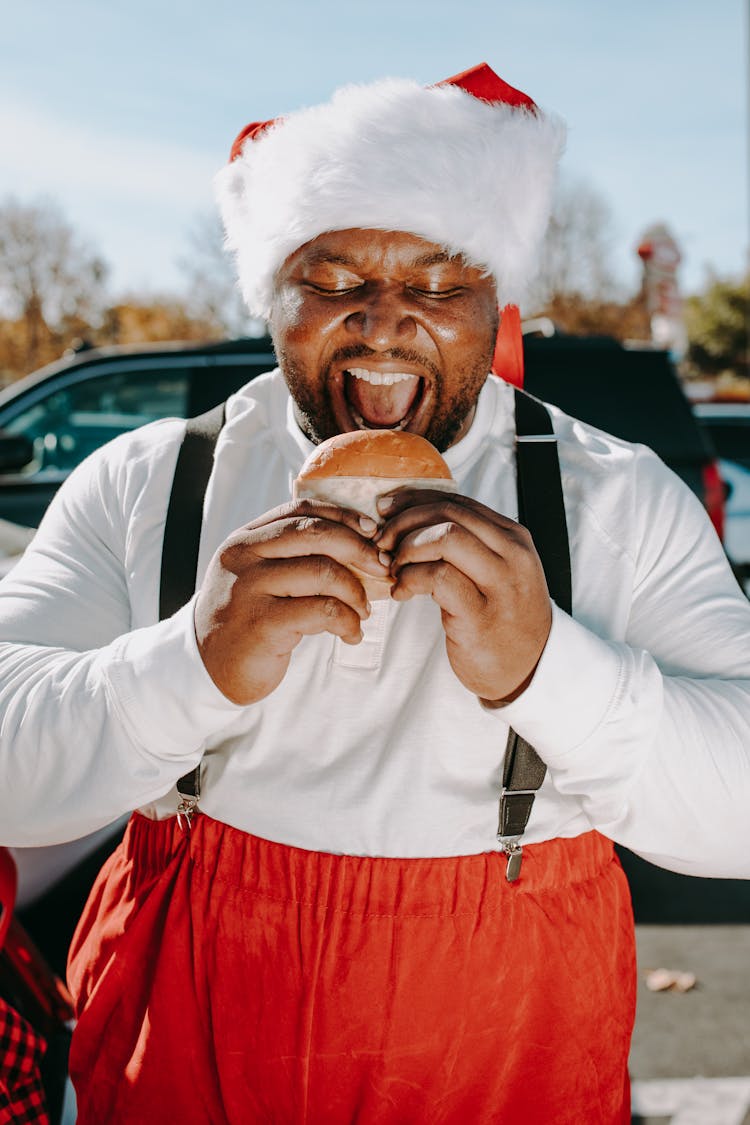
[{"xmin": 329, "ymin": 345, "xmax": 440, "ymax": 382}]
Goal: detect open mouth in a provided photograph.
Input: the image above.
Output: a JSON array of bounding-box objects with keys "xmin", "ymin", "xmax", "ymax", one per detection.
[{"xmin": 342, "ymin": 367, "xmax": 426, "ymax": 430}]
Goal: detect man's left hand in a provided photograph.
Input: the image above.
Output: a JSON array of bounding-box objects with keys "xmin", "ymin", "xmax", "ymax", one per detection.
[{"xmin": 375, "ymin": 489, "xmax": 552, "ymax": 705}]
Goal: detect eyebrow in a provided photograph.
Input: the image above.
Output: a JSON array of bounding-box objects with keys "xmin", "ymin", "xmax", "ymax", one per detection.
[
  {"xmin": 411, "ymin": 251, "xmax": 456, "ymax": 267},
  {"xmin": 303, "ymin": 251, "xmax": 360, "ymax": 268},
  {"xmin": 302, "ymin": 249, "xmax": 459, "ymax": 269}
]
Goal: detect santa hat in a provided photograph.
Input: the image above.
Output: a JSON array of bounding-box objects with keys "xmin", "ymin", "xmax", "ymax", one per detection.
[{"xmin": 216, "ymin": 63, "xmax": 565, "ymax": 384}]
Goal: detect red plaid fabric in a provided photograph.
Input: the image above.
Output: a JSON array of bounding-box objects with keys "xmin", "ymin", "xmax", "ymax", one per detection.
[{"xmin": 0, "ymin": 996, "xmax": 48, "ymax": 1125}]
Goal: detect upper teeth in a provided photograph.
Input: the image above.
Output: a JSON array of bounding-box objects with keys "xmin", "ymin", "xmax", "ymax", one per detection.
[{"xmin": 347, "ymin": 367, "xmax": 417, "ymax": 386}]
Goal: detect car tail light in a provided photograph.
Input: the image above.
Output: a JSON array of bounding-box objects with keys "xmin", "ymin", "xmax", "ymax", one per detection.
[{"xmin": 702, "ymin": 461, "xmax": 726, "ymax": 541}]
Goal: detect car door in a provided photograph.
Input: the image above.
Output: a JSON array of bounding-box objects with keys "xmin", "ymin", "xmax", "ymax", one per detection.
[
  {"xmin": 0, "ymin": 360, "xmax": 194, "ymax": 528},
  {"xmin": 0, "ymin": 344, "xmax": 276, "ymax": 530}
]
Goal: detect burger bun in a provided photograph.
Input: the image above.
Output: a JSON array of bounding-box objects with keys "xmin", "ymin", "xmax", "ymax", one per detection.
[{"xmin": 294, "ymin": 430, "xmax": 456, "ymax": 600}]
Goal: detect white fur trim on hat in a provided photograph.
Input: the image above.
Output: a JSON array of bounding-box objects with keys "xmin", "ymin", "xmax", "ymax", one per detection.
[{"xmin": 215, "ymin": 77, "xmax": 566, "ymax": 320}]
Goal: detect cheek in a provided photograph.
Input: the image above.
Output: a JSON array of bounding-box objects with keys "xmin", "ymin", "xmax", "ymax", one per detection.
[
  {"xmin": 272, "ymin": 287, "xmax": 306, "ymax": 327},
  {"xmin": 271, "ymin": 297, "xmax": 327, "ymax": 374},
  {"xmin": 436, "ymin": 311, "xmax": 496, "ymax": 359},
  {"xmin": 464, "ymin": 295, "xmax": 499, "ymax": 356},
  {"xmin": 272, "ymin": 292, "xmax": 340, "ymax": 357},
  {"xmin": 427, "ymin": 290, "xmax": 497, "ymax": 351}
]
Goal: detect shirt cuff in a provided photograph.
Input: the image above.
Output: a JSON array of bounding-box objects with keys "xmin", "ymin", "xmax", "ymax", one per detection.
[
  {"xmin": 96, "ymin": 598, "xmax": 244, "ymax": 760},
  {"xmin": 490, "ymin": 603, "xmax": 625, "ymax": 765}
]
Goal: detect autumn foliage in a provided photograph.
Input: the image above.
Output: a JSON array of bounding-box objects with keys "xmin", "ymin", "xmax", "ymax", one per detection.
[{"xmin": 0, "ymin": 199, "xmax": 228, "ymax": 385}]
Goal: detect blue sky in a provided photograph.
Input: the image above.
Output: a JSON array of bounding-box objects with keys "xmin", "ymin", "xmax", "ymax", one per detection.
[{"xmin": 1, "ymin": 0, "xmax": 747, "ymax": 301}]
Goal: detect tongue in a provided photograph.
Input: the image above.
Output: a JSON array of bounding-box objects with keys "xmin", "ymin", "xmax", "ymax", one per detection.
[{"xmin": 346, "ymin": 374, "xmax": 421, "ymax": 427}]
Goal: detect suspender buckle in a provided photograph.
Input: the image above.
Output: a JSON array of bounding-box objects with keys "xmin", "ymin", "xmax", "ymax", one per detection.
[
  {"xmin": 176, "ymin": 765, "xmax": 201, "ymax": 832},
  {"xmin": 176, "ymin": 795, "xmax": 198, "ymax": 833},
  {"xmin": 176, "ymin": 796, "xmax": 199, "ymax": 832},
  {"xmin": 497, "ymin": 788, "xmax": 537, "ymax": 838},
  {"xmin": 497, "ymin": 835, "xmax": 524, "ymax": 882}
]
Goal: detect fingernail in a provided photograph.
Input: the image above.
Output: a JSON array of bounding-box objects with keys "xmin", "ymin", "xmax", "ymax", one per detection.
[
  {"xmin": 376, "ymin": 496, "xmax": 395, "ymax": 513},
  {"xmin": 378, "ymin": 550, "xmax": 392, "ymax": 567},
  {"xmin": 359, "ymin": 515, "xmax": 378, "ymax": 534}
]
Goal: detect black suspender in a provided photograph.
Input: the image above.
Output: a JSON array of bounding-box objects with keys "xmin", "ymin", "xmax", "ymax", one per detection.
[
  {"xmin": 159, "ymin": 391, "xmax": 571, "ymax": 870},
  {"xmin": 159, "ymin": 403, "xmax": 226, "ymax": 621},
  {"xmin": 514, "ymin": 391, "xmax": 572, "ymax": 611},
  {"xmin": 159, "ymin": 403, "xmax": 225, "ymax": 827},
  {"xmin": 498, "ymin": 390, "xmax": 572, "ymax": 880}
]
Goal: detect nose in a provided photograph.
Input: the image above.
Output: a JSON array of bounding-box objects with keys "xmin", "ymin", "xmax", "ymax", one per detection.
[{"xmin": 344, "ymin": 286, "xmax": 416, "ymax": 349}]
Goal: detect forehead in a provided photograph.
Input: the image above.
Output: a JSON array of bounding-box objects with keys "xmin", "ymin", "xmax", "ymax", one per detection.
[{"xmin": 280, "ymin": 228, "xmax": 485, "ymax": 276}]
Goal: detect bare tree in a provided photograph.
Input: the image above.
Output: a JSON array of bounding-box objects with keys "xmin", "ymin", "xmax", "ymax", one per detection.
[
  {"xmin": 524, "ymin": 175, "xmax": 622, "ymax": 315},
  {"xmin": 179, "ymin": 212, "xmax": 265, "ymax": 338},
  {"xmin": 0, "ymin": 197, "xmax": 109, "ymax": 376}
]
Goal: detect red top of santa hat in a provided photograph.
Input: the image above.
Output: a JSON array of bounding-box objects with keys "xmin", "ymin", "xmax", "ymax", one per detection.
[
  {"xmin": 438, "ymin": 62, "xmax": 537, "ymax": 111},
  {"xmin": 230, "ymin": 119, "xmax": 278, "ymax": 162},
  {"xmin": 229, "ymin": 63, "xmax": 536, "ymax": 162}
]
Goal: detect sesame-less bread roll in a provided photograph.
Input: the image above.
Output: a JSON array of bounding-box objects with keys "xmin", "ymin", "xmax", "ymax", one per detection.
[{"xmin": 294, "ymin": 430, "xmax": 456, "ymax": 600}]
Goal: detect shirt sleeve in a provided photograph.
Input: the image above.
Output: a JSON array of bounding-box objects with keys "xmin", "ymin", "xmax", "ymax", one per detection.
[
  {"xmin": 498, "ymin": 448, "xmax": 750, "ymax": 878},
  {"xmin": 0, "ymin": 423, "xmax": 242, "ymax": 847}
]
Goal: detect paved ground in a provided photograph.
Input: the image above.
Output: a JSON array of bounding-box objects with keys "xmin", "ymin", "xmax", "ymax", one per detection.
[
  {"xmin": 630, "ymin": 926, "xmax": 750, "ymax": 1124},
  {"xmin": 620, "ymin": 845, "xmax": 750, "ymax": 1124},
  {"xmin": 625, "ymin": 832, "xmax": 750, "ymax": 1120}
]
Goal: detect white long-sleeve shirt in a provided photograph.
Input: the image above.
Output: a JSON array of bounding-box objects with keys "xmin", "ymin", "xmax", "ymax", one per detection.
[{"xmin": 1, "ymin": 369, "xmax": 749, "ymax": 877}]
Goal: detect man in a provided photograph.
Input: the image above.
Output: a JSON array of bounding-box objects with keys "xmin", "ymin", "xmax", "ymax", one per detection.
[{"xmin": 0, "ymin": 64, "xmax": 748, "ymax": 1124}]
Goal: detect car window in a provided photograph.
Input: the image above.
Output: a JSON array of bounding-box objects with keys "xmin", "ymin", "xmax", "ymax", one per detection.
[{"xmin": 1, "ymin": 367, "xmax": 189, "ymax": 475}]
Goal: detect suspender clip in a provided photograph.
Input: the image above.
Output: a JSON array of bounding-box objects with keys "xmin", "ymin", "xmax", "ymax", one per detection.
[
  {"xmin": 176, "ymin": 795, "xmax": 198, "ymax": 833},
  {"xmin": 497, "ymin": 835, "xmax": 524, "ymax": 882},
  {"xmin": 176, "ymin": 765, "xmax": 201, "ymax": 833}
]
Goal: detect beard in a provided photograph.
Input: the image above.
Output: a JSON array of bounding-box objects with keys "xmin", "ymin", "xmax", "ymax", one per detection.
[{"xmin": 276, "ymin": 337, "xmax": 496, "ymax": 453}]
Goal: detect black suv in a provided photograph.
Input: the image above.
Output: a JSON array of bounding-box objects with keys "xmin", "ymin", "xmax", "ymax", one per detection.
[
  {"xmin": 523, "ymin": 334, "xmax": 725, "ymax": 539},
  {"xmin": 0, "ymin": 334, "xmax": 726, "ymax": 538}
]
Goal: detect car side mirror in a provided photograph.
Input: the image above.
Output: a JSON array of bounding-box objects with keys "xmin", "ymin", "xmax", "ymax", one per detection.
[{"xmin": 0, "ymin": 433, "xmax": 34, "ymax": 472}]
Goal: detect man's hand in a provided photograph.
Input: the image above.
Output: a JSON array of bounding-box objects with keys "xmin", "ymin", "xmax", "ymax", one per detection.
[
  {"xmin": 194, "ymin": 500, "xmax": 388, "ymax": 705},
  {"xmin": 375, "ymin": 489, "xmax": 552, "ymax": 705}
]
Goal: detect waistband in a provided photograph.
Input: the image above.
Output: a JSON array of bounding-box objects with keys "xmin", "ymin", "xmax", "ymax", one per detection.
[{"xmin": 126, "ymin": 813, "xmax": 616, "ymax": 918}]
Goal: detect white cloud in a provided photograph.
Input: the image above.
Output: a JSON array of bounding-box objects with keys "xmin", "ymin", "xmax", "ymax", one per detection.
[
  {"xmin": 0, "ymin": 103, "xmax": 230, "ymax": 295},
  {"xmin": 0, "ymin": 103, "xmax": 220, "ymax": 210}
]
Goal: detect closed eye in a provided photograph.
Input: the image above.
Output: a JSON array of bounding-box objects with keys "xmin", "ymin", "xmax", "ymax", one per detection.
[
  {"xmin": 409, "ymin": 287, "xmax": 465, "ymax": 300},
  {"xmin": 305, "ymin": 282, "xmax": 363, "ymax": 295}
]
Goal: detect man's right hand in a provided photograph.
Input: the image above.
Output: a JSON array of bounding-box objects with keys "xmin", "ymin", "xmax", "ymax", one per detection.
[{"xmin": 193, "ymin": 500, "xmax": 389, "ymax": 704}]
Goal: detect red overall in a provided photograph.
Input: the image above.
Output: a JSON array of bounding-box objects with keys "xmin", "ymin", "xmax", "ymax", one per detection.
[{"xmin": 67, "ymin": 813, "xmax": 635, "ymax": 1124}]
